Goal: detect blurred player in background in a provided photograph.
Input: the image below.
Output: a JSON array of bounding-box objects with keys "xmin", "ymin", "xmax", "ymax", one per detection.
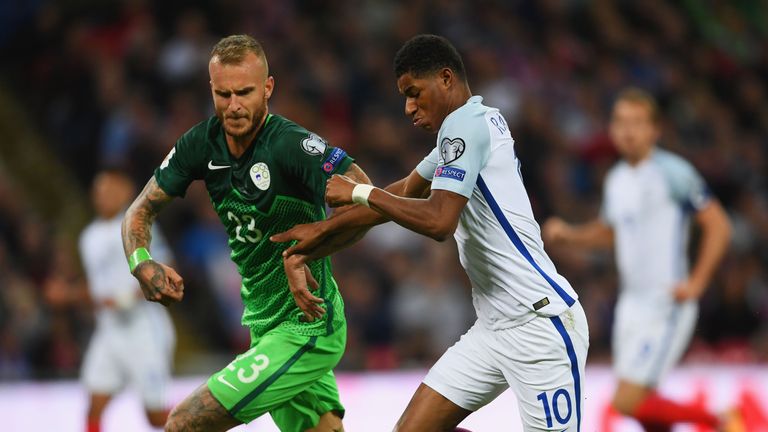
[
  {"xmin": 122, "ymin": 34, "xmax": 371, "ymax": 431},
  {"xmin": 79, "ymin": 168, "xmax": 175, "ymax": 432},
  {"xmin": 274, "ymin": 34, "xmax": 589, "ymax": 432},
  {"xmin": 542, "ymin": 88, "xmax": 738, "ymax": 431}
]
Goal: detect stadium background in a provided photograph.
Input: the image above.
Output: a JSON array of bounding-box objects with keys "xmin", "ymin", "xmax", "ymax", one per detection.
[{"xmin": 0, "ymin": 0, "xmax": 766, "ymax": 430}]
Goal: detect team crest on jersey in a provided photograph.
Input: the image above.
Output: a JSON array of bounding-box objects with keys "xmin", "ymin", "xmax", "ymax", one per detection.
[
  {"xmin": 250, "ymin": 162, "xmax": 271, "ymax": 190},
  {"xmin": 440, "ymin": 137, "xmax": 465, "ymax": 164},
  {"xmin": 301, "ymin": 133, "xmax": 327, "ymax": 156}
]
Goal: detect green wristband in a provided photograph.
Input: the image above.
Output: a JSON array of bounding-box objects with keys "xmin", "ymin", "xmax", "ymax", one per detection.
[{"xmin": 128, "ymin": 247, "xmax": 153, "ymax": 273}]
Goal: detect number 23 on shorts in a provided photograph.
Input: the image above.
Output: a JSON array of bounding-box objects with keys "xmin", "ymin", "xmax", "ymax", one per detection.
[{"xmin": 216, "ymin": 347, "xmax": 271, "ymax": 392}]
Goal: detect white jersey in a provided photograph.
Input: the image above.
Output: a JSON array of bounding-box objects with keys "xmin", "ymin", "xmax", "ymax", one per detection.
[
  {"xmin": 79, "ymin": 213, "xmax": 173, "ymax": 326},
  {"xmin": 416, "ymin": 95, "xmax": 578, "ymax": 329},
  {"xmin": 601, "ymin": 149, "xmax": 711, "ymax": 303}
]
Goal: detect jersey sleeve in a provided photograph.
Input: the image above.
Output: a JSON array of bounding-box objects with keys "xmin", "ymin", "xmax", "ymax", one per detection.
[
  {"xmin": 430, "ymin": 112, "xmax": 491, "ymax": 198},
  {"xmin": 416, "ymin": 148, "xmax": 439, "ymax": 181},
  {"xmin": 658, "ymin": 153, "xmax": 712, "ymax": 212},
  {"xmin": 154, "ymin": 127, "xmax": 207, "ymax": 197},
  {"xmin": 282, "ymin": 130, "xmax": 355, "ymax": 197}
]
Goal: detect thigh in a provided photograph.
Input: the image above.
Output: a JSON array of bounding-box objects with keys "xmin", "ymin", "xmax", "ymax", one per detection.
[
  {"xmin": 497, "ymin": 304, "xmax": 589, "ymax": 431},
  {"xmin": 208, "ymin": 325, "xmax": 346, "ymax": 426},
  {"xmin": 167, "ymin": 383, "xmax": 241, "ymax": 432},
  {"xmin": 613, "ymin": 301, "xmax": 696, "ymax": 386},
  {"xmin": 420, "ymin": 322, "xmax": 508, "ymax": 413},
  {"xmin": 394, "ymin": 383, "xmax": 472, "ymax": 432},
  {"xmin": 270, "ymin": 370, "xmax": 345, "ymax": 432},
  {"xmin": 81, "ymin": 329, "xmax": 124, "ymax": 395}
]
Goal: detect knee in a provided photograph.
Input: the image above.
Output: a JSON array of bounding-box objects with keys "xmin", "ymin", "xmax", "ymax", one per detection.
[
  {"xmin": 611, "ymin": 391, "xmax": 644, "ymax": 416},
  {"xmin": 611, "ymin": 397, "xmax": 635, "ymax": 416},
  {"xmin": 306, "ymin": 411, "xmax": 344, "ymax": 432},
  {"xmin": 163, "ymin": 407, "xmax": 184, "ymax": 432},
  {"xmin": 146, "ymin": 410, "xmax": 168, "ymax": 428}
]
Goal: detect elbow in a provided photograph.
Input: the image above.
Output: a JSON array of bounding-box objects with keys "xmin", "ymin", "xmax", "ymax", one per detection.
[
  {"xmin": 721, "ymin": 216, "xmax": 733, "ymax": 244},
  {"xmin": 426, "ymin": 222, "xmax": 456, "ymax": 242},
  {"xmin": 714, "ymin": 206, "xmax": 733, "ymax": 244},
  {"xmin": 429, "ymin": 231, "xmax": 451, "ymax": 242}
]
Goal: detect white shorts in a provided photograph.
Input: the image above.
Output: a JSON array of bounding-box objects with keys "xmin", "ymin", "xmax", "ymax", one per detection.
[
  {"xmin": 81, "ymin": 304, "xmax": 175, "ymax": 410},
  {"xmin": 424, "ymin": 302, "xmax": 589, "ymax": 431},
  {"xmin": 612, "ymin": 297, "xmax": 697, "ymax": 387}
]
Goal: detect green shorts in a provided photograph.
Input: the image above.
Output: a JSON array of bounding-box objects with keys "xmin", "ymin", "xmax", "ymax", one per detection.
[{"xmin": 207, "ymin": 322, "xmax": 346, "ymax": 431}]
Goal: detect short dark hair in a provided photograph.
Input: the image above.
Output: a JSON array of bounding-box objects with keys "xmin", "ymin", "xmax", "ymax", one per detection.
[{"xmin": 394, "ymin": 34, "xmax": 466, "ymax": 81}]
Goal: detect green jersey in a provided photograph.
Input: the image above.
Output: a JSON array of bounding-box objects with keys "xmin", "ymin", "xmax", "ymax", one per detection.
[{"xmin": 155, "ymin": 114, "xmax": 353, "ymax": 338}]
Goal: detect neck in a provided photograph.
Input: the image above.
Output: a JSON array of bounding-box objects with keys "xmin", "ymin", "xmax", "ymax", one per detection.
[
  {"xmin": 626, "ymin": 146, "xmax": 654, "ymax": 166},
  {"xmin": 226, "ymin": 110, "xmax": 269, "ymax": 158},
  {"xmin": 439, "ymin": 84, "xmax": 473, "ymax": 127}
]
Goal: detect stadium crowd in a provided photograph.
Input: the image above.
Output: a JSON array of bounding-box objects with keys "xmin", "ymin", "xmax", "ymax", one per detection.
[{"xmin": 0, "ymin": 0, "xmax": 766, "ymax": 379}]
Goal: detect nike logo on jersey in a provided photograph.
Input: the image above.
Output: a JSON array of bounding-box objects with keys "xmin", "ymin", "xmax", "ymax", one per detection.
[
  {"xmin": 208, "ymin": 161, "xmax": 231, "ymax": 170},
  {"xmin": 217, "ymin": 374, "xmax": 239, "ymax": 392}
]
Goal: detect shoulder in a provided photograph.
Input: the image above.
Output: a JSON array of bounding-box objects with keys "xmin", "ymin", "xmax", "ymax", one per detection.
[
  {"xmin": 651, "ymin": 148, "xmax": 698, "ymax": 177},
  {"xmin": 441, "ymin": 97, "xmax": 490, "ymax": 133},
  {"xmin": 604, "ymin": 161, "xmax": 629, "ymax": 186},
  {"xmin": 438, "ymin": 98, "xmax": 498, "ymax": 155},
  {"xmin": 79, "ymin": 220, "xmax": 101, "ymax": 250},
  {"xmin": 268, "ymin": 114, "xmax": 311, "ymax": 139},
  {"xmin": 173, "ymin": 116, "xmax": 220, "ymax": 159},
  {"xmin": 651, "ymin": 149, "xmax": 702, "ymax": 191},
  {"xmin": 266, "ymin": 114, "xmax": 319, "ymax": 152}
]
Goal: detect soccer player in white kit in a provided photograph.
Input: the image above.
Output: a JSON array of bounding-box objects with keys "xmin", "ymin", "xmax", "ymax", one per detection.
[
  {"xmin": 79, "ymin": 169, "xmax": 176, "ymax": 432},
  {"xmin": 543, "ymin": 89, "xmax": 737, "ymax": 431},
  {"xmin": 273, "ymin": 34, "xmax": 589, "ymax": 432}
]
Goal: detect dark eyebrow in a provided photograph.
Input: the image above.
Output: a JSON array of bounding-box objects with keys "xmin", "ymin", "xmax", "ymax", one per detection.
[
  {"xmin": 234, "ymin": 86, "xmax": 255, "ymax": 95},
  {"xmin": 403, "ymin": 85, "xmax": 418, "ymax": 96},
  {"xmin": 214, "ymin": 86, "xmax": 255, "ymax": 97}
]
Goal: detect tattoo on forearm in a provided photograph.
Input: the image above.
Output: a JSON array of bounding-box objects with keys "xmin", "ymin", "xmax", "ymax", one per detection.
[
  {"xmin": 121, "ymin": 176, "xmax": 173, "ymax": 258},
  {"xmin": 343, "ymin": 163, "xmax": 372, "ymax": 185}
]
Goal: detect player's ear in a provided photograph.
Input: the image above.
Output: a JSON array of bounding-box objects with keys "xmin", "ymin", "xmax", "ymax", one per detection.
[
  {"xmin": 265, "ymin": 76, "xmax": 275, "ymax": 100},
  {"xmin": 439, "ymin": 68, "xmax": 453, "ymax": 88}
]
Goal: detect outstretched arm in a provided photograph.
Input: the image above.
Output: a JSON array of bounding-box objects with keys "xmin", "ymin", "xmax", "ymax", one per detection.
[
  {"xmin": 121, "ymin": 176, "xmax": 184, "ymax": 306},
  {"xmin": 270, "ymin": 168, "xmax": 432, "ymax": 258},
  {"xmin": 325, "ymin": 174, "xmax": 467, "ymax": 242},
  {"xmin": 541, "ymin": 217, "xmax": 614, "ymax": 250}
]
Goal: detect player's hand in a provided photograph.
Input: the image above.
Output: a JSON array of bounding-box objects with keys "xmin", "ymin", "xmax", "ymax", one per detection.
[
  {"xmin": 325, "ymin": 174, "xmax": 357, "ymax": 207},
  {"xmin": 542, "ymin": 217, "xmax": 570, "ymax": 245},
  {"xmin": 270, "ymin": 221, "xmax": 328, "ymax": 258},
  {"xmin": 283, "ymin": 254, "xmax": 325, "ymax": 322},
  {"xmin": 672, "ymin": 278, "xmax": 705, "ymax": 303},
  {"xmin": 132, "ymin": 261, "xmax": 184, "ymax": 307}
]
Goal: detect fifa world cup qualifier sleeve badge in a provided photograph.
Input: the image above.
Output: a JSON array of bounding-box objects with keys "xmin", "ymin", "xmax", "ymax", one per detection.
[{"xmin": 440, "ymin": 137, "xmax": 466, "ymax": 164}]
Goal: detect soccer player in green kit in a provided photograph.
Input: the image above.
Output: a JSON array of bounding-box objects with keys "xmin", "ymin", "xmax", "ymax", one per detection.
[{"xmin": 121, "ymin": 35, "xmax": 369, "ymax": 432}]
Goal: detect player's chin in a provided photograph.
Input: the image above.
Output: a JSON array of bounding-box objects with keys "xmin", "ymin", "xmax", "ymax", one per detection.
[{"xmin": 225, "ymin": 125, "xmax": 250, "ymax": 137}]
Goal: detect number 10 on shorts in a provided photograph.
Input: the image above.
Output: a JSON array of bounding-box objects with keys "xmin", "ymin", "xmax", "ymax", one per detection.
[{"xmin": 537, "ymin": 389, "xmax": 572, "ymax": 427}]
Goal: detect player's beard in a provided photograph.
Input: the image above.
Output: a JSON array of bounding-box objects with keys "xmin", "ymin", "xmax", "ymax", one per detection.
[{"xmin": 222, "ymin": 102, "xmax": 267, "ymax": 139}]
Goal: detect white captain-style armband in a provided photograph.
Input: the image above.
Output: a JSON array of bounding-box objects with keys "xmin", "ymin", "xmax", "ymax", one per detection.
[{"xmin": 351, "ymin": 184, "xmax": 375, "ymax": 207}]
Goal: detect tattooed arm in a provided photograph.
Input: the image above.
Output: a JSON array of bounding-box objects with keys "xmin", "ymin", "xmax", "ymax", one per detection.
[{"xmin": 121, "ymin": 176, "xmax": 184, "ymax": 306}]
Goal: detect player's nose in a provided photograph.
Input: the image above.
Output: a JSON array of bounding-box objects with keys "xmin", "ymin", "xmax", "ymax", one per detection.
[
  {"xmin": 404, "ymin": 98, "xmax": 417, "ymax": 117},
  {"xmin": 228, "ymin": 95, "xmax": 242, "ymax": 112}
]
